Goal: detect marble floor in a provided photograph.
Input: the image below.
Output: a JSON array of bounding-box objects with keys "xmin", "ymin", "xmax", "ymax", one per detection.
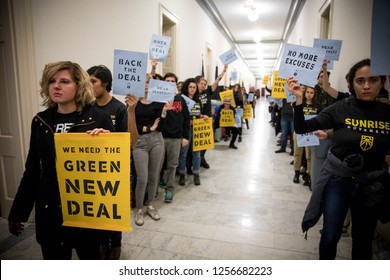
[{"xmin": 0, "ymin": 97, "xmax": 389, "ymax": 260}]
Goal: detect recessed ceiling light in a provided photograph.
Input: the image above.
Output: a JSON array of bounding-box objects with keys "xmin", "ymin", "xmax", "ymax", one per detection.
[{"xmin": 248, "ymin": 6, "xmax": 259, "ymax": 22}]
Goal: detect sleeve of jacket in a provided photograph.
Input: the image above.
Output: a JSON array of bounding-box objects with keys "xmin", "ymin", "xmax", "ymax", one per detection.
[{"xmin": 8, "ymin": 119, "xmax": 41, "ymax": 222}]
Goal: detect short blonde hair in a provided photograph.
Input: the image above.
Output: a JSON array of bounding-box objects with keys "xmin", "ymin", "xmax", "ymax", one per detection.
[{"xmin": 39, "ymin": 61, "xmax": 94, "ymax": 111}]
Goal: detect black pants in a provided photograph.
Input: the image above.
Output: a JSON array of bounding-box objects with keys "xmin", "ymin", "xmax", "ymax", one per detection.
[{"xmin": 41, "ymin": 240, "xmax": 100, "ymax": 260}]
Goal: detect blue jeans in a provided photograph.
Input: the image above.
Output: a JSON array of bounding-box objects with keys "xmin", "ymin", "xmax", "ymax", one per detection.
[
  {"xmin": 280, "ymin": 114, "xmax": 294, "ymax": 150},
  {"xmin": 320, "ymin": 175, "xmax": 379, "ymax": 259},
  {"xmin": 178, "ymin": 128, "xmax": 201, "ymax": 175}
]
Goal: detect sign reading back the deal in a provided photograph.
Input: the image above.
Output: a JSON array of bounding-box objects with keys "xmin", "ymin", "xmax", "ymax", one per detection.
[
  {"xmin": 149, "ymin": 34, "xmax": 171, "ymax": 62},
  {"xmin": 278, "ymin": 44, "xmax": 326, "ymax": 87},
  {"xmin": 192, "ymin": 118, "xmax": 214, "ymax": 152},
  {"xmin": 313, "ymin": 38, "xmax": 342, "ymax": 61},
  {"xmin": 219, "ymin": 48, "xmax": 239, "ymax": 65},
  {"xmin": 113, "ymin": 49, "xmax": 147, "ymax": 97},
  {"xmin": 147, "ymin": 79, "xmax": 176, "ymax": 103},
  {"xmin": 55, "ymin": 133, "xmax": 131, "ymax": 232}
]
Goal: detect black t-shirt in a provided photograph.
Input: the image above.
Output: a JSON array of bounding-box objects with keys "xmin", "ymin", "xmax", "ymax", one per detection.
[
  {"xmin": 135, "ymin": 101, "xmax": 164, "ymax": 134},
  {"xmin": 199, "ymin": 87, "xmax": 212, "ymax": 116},
  {"xmin": 294, "ymin": 96, "xmax": 390, "ymax": 171},
  {"xmin": 54, "ymin": 111, "xmax": 79, "ymax": 132},
  {"xmin": 93, "ymin": 97, "xmax": 128, "ymax": 132}
]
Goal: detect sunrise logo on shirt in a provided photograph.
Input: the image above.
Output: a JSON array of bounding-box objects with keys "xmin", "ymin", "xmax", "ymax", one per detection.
[{"xmin": 360, "ymin": 135, "xmax": 374, "ymax": 151}]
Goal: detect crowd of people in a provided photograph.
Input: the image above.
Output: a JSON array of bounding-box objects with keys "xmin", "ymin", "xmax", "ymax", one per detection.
[{"xmin": 6, "ymin": 56, "xmax": 390, "ymax": 261}]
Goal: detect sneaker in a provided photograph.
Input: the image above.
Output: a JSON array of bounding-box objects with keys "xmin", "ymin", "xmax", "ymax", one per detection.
[
  {"xmin": 229, "ymin": 145, "xmax": 238, "ymax": 149},
  {"xmin": 179, "ymin": 174, "xmax": 185, "ymax": 186},
  {"xmin": 146, "ymin": 206, "xmax": 160, "ymax": 220},
  {"xmin": 275, "ymin": 149, "xmax": 286, "ymax": 153},
  {"xmin": 159, "ymin": 178, "xmax": 166, "ymax": 187},
  {"xmin": 135, "ymin": 209, "xmax": 144, "ymax": 226},
  {"xmin": 238, "ymin": 136, "xmax": 242, "ymax": 142},
  {"xmin": 165, "ymin": 191, "xmax": 173, "ymax": 203},
  {"xmin": 194, "ymin": 174, "xmax": 201, "ymax": 185}
]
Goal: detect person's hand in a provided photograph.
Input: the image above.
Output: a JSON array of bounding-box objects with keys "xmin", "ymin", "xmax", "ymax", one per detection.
[
  {"xmin": 322, "ymin": 59, "xmax": 328, "ymax": 72},
  {"xmin": 9, "ymin": 221, "xmax": 24, "ymax": 236},
  {"xmin": 181, "ymin": 138, "xmax": 189, "ymax": 147},
  {"xmin": 314, "ymin": 130, "xmax": 328, "ymax": 140},
  {"xmin": 287, "ymin": 77, "xmax": 302, "ymax": 97},
  {"xmin": 125, "ymin": 94, "xmax": 138, "ymax": 112},
  {"xmin": 163, "ymin": 101, "xmax": 173, "ymax": 112},
  {"xmin": 87, "ymin": 128, "xmax": 111, "ymax": 135},
  {"xmin": 223, "ymin": 64, "xmax": 228, "ymax": 72},
  {"xmin": 150, "ymin": 118, "xmax": 160, "ymax": 132},
  {"xmin": 151, "ymin": 58, "xmax": 158, "ymax": 69},
  {"xmin": 202, "ymin": 115, "xmax": 209, "ymax": 121}
]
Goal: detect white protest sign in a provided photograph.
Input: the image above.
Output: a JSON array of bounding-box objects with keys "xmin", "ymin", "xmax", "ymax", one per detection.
[
  {"xmin": 181, "ymin": 94, "xmax": 196, "ymax": 113},
  {"xmin": 147, "ymin": 79, "xmax": 176, "ymax": 103},
  {"xmin": 149, "ymin": 34, "xmax": 171, "ymax": 62},
  {"xmin": 313, "ymin": 38, "xmax": 342, "ymax": 61},
  {"xmin": 235, "ymin": 108, "xmax": 244, "ymax": 118},
  {"xmin": 234, "ymin": 115, "xmax": 242, "ymax": 128},
  {"xmin": 113, "ymin": 49, "xmax": 147, "ymax": 97},
  {"xmin": 248, "ymin": 93, "xmax": 254, "ymax": 102},
  {"xmin": 284, "ymin": 83, "xmax": 296, "ymax": 103},
  {"xmin": 219, "ymin": 48, "xmax": 239, "ymax": 65},
  {"xmin": 231, "ymin": 71, "xmax": 238, "ymax": 81},
  {"xmin": 297, "ymin": 115, "xmax": 319, "ymax": 147},
  {"xmin": 278, "ymin": 44, "xmax": 326, "ymax": 87}
]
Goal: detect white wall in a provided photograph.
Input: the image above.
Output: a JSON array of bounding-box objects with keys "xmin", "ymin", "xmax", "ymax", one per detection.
[
  {"xmin": 29, "ymin": 0, "xmax": 255, "ymax": 103},
  {"xmin": 288, "ymin": 0, "xmax": 373, "ymax": 92}
]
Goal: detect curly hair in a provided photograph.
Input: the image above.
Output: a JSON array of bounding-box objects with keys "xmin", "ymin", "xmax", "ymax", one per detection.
[{"xmin": 40, "ymin": 61, "xmax": 94, "ymax": 111}]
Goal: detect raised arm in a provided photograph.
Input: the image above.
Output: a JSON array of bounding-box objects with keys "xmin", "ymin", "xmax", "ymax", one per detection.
[
  {"xmin": 211, "ymin": 64, "xmax": 228, "ymax": 92},
  {"xmin": 125, "ymin": 94, "xmax": 139, "ymax": 148},
  {"xmin": 321, "ymin": 60, "xmax": 339, "ymax": 99}
]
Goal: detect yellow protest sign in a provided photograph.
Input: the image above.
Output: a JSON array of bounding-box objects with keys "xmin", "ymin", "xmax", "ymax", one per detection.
[
  {"xmin": 271, "ymin": 71, "xmax": 287, "ymax": 99},
  {"xmin": 219, "ymin": 89, "xmax": 236, "ymax": 107},
  {"xmin": 54, "ymin": 132, "xmax": 131, "ymax": 232},
  {"xmin": 243, "ymin": 104, "xmax": 253, "ymax": 119},
  {"xmin": 219, "ymin": 109, "xmax": 235, "ymax": 127},
  {"xmin": 262, "ymin": 75, "xmax": 270, "ymax": 85},
  {"xmin": 192, "ymin": 118, "xmax": 214, "ymax": 152}
]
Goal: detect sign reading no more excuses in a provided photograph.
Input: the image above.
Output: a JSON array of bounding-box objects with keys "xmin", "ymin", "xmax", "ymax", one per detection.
[{"xmin": 278, "ymin": 44, "xmax": 326, "ymax": 87}]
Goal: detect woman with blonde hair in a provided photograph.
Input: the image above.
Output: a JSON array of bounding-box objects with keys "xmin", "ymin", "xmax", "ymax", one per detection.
[{"xmin": 8, "ymin": 61, "xmax": 115, "ymax": 259}]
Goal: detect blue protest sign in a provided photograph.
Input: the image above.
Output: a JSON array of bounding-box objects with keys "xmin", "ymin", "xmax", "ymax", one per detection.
[{"xmin": 113, "ymin": 49, "xmax": 147, "ymax": 97}]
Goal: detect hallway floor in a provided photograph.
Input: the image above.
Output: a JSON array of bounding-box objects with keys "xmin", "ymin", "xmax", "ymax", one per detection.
[{"xmin": 1, "ymin": 97, "xmax": 389, "ymax": 260}]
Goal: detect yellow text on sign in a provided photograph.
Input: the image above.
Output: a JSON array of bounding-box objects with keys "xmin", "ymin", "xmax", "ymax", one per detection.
[
  {"xmin": 192, "ymin": 118, "xmax": 214, "ymax": 152},
  {"xmin": 55, "ymin": 132, "xmax": 131, "ymax": 232},
  {"xmin": 220, "ymin": 109, "xmax": 235, "ymax": 127}
]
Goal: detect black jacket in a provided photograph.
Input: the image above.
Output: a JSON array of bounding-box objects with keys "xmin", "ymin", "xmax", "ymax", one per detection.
[{"xmin": 8, "ymin": 105, "xmax": 114, "ymax": 246}]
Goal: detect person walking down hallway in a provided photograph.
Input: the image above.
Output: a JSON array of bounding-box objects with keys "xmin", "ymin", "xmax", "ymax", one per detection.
[
  {"xmin": 7, "ymin": 61, "xmax": 115, "ymax": 260},
  {"xmin": 287, "ymin": 58, "xmax": 390, "ymax": 260}
]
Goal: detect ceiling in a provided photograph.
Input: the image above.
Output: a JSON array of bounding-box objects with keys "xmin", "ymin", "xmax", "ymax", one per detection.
[{"xmin": 196, "ymin": 0, "xmax": 306, "ymax": 80}]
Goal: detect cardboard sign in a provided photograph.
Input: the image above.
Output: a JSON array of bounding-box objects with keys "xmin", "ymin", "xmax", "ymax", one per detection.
[
  {"xmin": 219, "ymin": 90, "xmax": 236, "ymax": 108},
  {"xmin": 181, "ymin": 94, "xmax": 196, "ymax": 112},
  {"xmin": 219, "ymin": 109, "xmax": 235, "ymax": 127},
  {"xmin": 313, "ymin": 38, "xmax": 342, "ymax": 61},
  {"xmin": 296, "ymin": 115, "xmax": 319, "ymax": 147},
  {"xmin": 149, "ymin": 34, "xmax": 171, "ymax": 62},
  {"xmin": 113, "ymin": 49, "xmax": 147, "ymax": 97},
  {"xmin": 147, "ymin": 79, "xmax": 176, "ymax": 103},
  {"xmin": 278, "ymin": 44, "xmax": 326, "ymax": 87},
  {"xmin": 271, "ymin": 71, "xmax": 287, "ymax": 99},
  {"xmin": 192, "ymin": 118, "xmax": 214, "ymax": 152},
  {"xmin": 219, "ymin": 48, "xmax": 239, "ymax": 65},
  {"xmin": 55, "ymin": 133, "xmax": 131, "ymax": 232},
  {"xmin": 243, "ymin": 104, "xmax": 253, "ymax": 119},
  {"xmin": 262, "ymin": 75, "xmax": 270, "ymax": 85}
]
